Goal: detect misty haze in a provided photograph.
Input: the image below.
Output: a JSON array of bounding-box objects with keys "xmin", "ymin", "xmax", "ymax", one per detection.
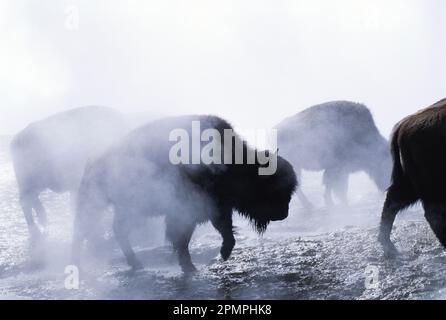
[{"xmin": 1, "ymin": 1, "xmax": 446, "ymax": 301}]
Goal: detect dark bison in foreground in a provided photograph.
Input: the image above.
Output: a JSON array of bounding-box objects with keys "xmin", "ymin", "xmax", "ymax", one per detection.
[
  {"xmin": 379, "ymin": 98, "xmax": 446, "ymax": 255},
  {"xmin": 10, "ymin": 106, "xmax": 127, "ymax": 240},
  {"xmin": 72, "ymin": 115, "xmax": 297, "ymax": 272},
  {"xmin": 276, "ymin": 101, "xmax": 391, "ymax": 207}
]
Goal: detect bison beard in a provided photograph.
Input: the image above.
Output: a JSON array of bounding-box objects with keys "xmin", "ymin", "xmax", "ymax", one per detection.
[
  {"xmin": 72, "ymin": 115, "xmax": 297, "ymax": 272},
  {"xmin": 379, "ymin": 98, "xmax": 446, "ymax": 256}
]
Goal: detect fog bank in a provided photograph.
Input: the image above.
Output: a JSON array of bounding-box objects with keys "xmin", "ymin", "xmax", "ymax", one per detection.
[{"xmin": 1, "ymin": 1, "xmax": 445, "ymax": 139}]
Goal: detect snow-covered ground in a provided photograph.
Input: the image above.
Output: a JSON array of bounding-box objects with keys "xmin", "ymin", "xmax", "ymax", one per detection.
[{"xmin": 1, "ymin": 137, "xmax": 446, "ymax": 300}]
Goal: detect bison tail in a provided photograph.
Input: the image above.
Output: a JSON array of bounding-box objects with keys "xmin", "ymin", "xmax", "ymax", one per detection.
[{"xmin": 389, "ymin": 125, "xmax": 404, "ymax": 187}]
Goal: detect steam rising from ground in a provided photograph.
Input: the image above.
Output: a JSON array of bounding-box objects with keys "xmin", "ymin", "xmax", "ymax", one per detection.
[
  {"xmin": 2, "ymin": 142, "xmax": 446, "ymax": 299},
  {"xmin": 0, "ymin": 133, "xmax": 439, "ymax": 299}
]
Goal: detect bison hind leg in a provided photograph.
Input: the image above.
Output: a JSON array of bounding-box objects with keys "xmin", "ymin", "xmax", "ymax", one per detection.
[
  {"xmin": 112, "ymin": 215, "xmax": 143, "ymax": 271},
  {"xmin": 423, "ymin": 202, "xmax": 446, "ymax": 248},
  {"xmin": 378, "ymin": 184, "xmax": 417, "ymax": 257}
]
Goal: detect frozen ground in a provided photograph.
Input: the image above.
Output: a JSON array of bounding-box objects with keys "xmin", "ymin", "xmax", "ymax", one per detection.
[{"xmin": 1, "ymin": 136, "xmax": 446, "ymax": 300}]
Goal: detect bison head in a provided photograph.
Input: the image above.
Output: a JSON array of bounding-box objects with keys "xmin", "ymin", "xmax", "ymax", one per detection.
[{"xmin": 235, "ymin": 154, "xmax": 297, "ymax": 233}]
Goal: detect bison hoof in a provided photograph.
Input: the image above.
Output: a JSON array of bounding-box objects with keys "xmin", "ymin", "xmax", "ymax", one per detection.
[
  {"xmin": 221, "ymin": 243, "xmax": 235, "ymax": 261},
  {"xmin": 383, "ymin": 244, "xmax": 400, "ymax": 258},
  {"xmin": 130, "ymin": 260, "xmax": 144, "ymax": 271},
  {"xmin": 380, "ymin": 240, "xmax": 400, "ymax": 258},
  {"xmin": 181, "ymin": 263, "xmax": 197, "ymax": 274}
]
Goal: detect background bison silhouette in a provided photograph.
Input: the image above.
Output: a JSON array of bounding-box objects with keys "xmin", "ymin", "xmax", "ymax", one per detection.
[
  {"xmin": 10, "ymin": 106, "xmax": 127, "ymax": 241},
  {"xmin": 276, "ymin": 101, "xmax": 391, "ymax": 207}
]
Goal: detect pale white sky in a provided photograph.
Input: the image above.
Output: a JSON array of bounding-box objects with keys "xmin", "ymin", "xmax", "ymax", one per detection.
[{"xmin": 1, "ymin": 0, "xmax": 445, "ymax": 136}]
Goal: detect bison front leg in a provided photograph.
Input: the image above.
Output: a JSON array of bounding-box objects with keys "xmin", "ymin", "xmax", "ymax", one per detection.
[
  {"xmin": 323, "ymin": 168, "xmax": 348, "ymax": 206},
  {"xmin": 423, "ymin": 202, "xmax": 446, "ymax": 248},
  {"xmin": 71, "ymin": 219, "xmax": 84, "ymax": 267},
  {"xmin": 19, "ymin": 191, "xmax": 42, "ymax": 240},
  {"xmin": 113, "ymin": 215, "xmax": 143, "ymax": 271},
  {"xmin": 165, "ymin": 216, "xmax": 197, "ymax": 273},
  {"xmin": 378, "ymin": 185, "xmax": 415, "ymax": 256},
  {"xmin": 378, "ymin": 198, "xmax": 400, "ymax": 256},
  {"xmin": 211, "ymin": 208, "xmax": 235, "ymax": 261},
  {"xmin": 294, "ymin": 168, "xmax": 313, "ymax": 209}
]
